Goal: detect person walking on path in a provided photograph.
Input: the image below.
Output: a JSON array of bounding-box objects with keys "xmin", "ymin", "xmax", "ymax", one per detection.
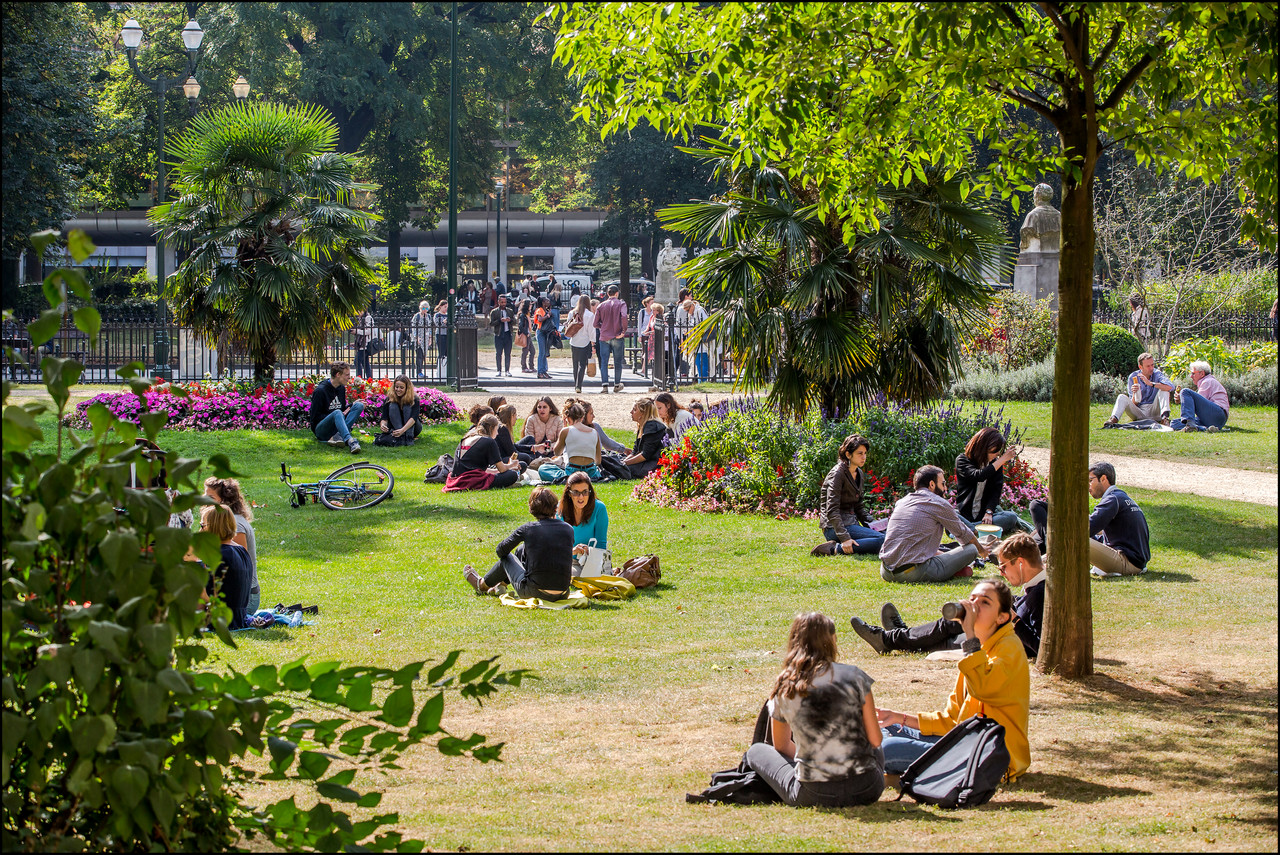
[
  {"xmin": 489, "ymin": 295, "xmax": 515, "ymax": 377},
  {"xmin": 410, "ymin": 301, "xmax": 433, "ymax": 379},
  {"xmin": 565, "ymin": 295, "xmax": 596, "ymax": 393},
  {"xmin": 353, "ymin": 310, "xmax": 376, "ymax": 379},
  {"xmin": 594, "ymin": 284, "xmax": 629, "ymax": 393}
]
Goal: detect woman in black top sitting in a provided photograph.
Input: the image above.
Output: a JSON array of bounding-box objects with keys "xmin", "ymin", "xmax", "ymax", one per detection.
[
  {"xmin": 463, "ymin": 487, "xmax": 574, "ymax": 599},
  {"xmin": 200, "ymin": 503, "xmax": 252, "ymax": 630},
  {"xmin": 954, "ymin": 427, "xmax": 1024, "ymax": 536},
  {"xmin": 622, "ymin": 397, "xmax": 667, "ymax": 479},
  {"xmin": 494, "ymin": 404, "xmax": 532, "ymax": 467},
  {"xmin": 444, "ymin": 414, "xmax": 520, "ymax": 491},
  {"xmin": 376, "ymin": 374, "xmax": 421, "ymax": 446}
]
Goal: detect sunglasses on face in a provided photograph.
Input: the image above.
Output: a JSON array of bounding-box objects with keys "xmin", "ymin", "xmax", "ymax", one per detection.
[{"xmin": 568, "ymin": 489, "xmax": 590, "ymax": 498}]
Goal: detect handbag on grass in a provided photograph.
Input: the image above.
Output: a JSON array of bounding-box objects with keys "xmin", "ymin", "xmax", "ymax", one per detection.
[
  {"xmin": 572, "ymin": 538, "xmax": 613, "ymax": 578},
  {"xmin": 616, "ymin": 554, "xmax": 661, "ymax": 588}
]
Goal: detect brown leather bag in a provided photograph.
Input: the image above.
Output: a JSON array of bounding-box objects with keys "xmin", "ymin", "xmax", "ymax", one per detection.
[{"xmin": 616, "ymin": 554, "xmax": 661, "ymax": 588}]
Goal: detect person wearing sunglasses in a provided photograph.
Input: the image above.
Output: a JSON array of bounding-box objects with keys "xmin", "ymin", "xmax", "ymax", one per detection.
[
  {"xmin": 558, "ymin": 472, "xmax": 608, "ymax": 558},
  {"xmin": 848, "ymin": 532, "xmax": 1045, "ymax": 660}
]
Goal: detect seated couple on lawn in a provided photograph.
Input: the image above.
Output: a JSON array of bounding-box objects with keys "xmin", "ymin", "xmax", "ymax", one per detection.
[
  {"xmin": 309, "ymin": 365, "xmax": 423, "ymax": 452},
  {"xmin": 812, "ymin": 429, "xmax": 1026, "ymax": 579},
  {"xmin": 1103, "ymin": 353, "xmax": 1230, "ymax": 432},
  {"xmin": 742, "ymin": 581, "xmax": 1030, "ymax": 807},
  {"xmin": 461, "ymin": 474, "xmax": 609, "ymax": 598}
]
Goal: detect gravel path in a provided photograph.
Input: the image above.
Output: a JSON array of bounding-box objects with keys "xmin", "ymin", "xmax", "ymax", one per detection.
[{"xmin": 1018, "ymin": 445, "xmax": 1277, "ymax": 507}]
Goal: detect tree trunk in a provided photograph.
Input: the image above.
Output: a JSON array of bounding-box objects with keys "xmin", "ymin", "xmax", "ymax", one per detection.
[
  {"xmin": 253, "ymin": 345, "xmax": 276, "ymax": 385},
  {"xmin": 388, "ymin": 227, "xmax": 401, "ymax": 293},
  {"xmin": 1037, "ymin": 114, "xmax": 1097, "ymax": 679},
  {"xmin": 619, "ymin": 229, "xmax": 631, "ymax": 306}
]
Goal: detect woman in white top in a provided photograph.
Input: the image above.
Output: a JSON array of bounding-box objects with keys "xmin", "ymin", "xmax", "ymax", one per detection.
[
  {"xmin": 538, "ymin": 402, "xmax": 603, "ymax": 482},
  {"xmin": 654, "ymin": 392, "xmax": 697, "ymax": 438},
  {"xmin": 566, "ymin": 294, "xmax": 596, "ymax": 394}
]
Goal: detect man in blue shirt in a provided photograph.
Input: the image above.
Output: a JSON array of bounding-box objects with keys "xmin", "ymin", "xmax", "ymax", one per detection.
[
  {"xmin": 1086, "ymin": 461, "xmax": 1151, "ymax": 577},
  {"xmin": 1104, "ymin": 352, "xmax": 1173, "ymax": 427}
]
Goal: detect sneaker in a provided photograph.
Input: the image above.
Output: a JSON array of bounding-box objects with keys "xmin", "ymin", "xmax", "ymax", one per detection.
[
  {"xmin": 849, "ymin": 617, "xmax": 888, "ymax": 655},
  {"xmin": 1101, "ymin": 417, "xmax": 1119, "ymax": 429},
  {"xmin": 575, "ymin": 386, "xmax": 582, "ymax": 394},
  {"xmin": 1090, "ymin": 565, "xmax": 1121, "ymax": 579},
  {"xmin": 1159, "ymin": 414, "xmax": 1171, "ymax": 426},
  {"xmin": 1206, "ymin": 425, "xmax": 1220, "ymax": 434},
  {"xmin": 881, "ymin": 603, "xmax": 908, "ymax": 632},
  {"xmin": 327, "ymin": 434, "xmax": 345, "ymax": 447},
  {"xmin": 810, "ymin": 541, "xmax": 840, "ymax": 556},
  {"xmin": 600, "ymin": 386, "xmax": 610, "ymax": 394},
  {"xmin": 614, "ymin": 383, "xmax": 625, "ymax": 393},
  {"xmin": 347, "ymin": 438, "xmax": 361, "ymax": 454},
  {"xmin": 1180, "ymin": 424, "xmax": 1196, "ymax": 433}
]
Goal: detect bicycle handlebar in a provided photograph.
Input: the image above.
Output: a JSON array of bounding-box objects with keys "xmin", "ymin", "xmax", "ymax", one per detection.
[{"xmin": 280, "ymin": 462, "xmax": 289, "ymax": 482}]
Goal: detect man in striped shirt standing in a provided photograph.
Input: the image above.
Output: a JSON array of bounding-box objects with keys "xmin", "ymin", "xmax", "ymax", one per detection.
[{"xmin": 878, "ymin": 465, "xmax": 989, "ymax": 584}]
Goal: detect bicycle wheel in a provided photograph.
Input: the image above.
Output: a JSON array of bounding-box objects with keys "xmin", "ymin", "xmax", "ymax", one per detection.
[{"xmin": 319, "ymin": 462, "xmax": 395, "ymax": 510}]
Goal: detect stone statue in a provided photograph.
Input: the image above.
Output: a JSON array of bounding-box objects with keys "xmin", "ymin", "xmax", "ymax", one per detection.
[
  {"xmin": 1019, "ymin": 183, "xmax": 1061, "ymax": 252},
  {"xmin": 654, "ymin": 238, "xmax": 685, "ymax": 304}
]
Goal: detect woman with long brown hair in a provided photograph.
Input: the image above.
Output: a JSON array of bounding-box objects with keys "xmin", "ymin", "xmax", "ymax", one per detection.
[
  {"xmin": 744, "ymin": 612, "xmax": 884, "ymax": 807},
  {"xmin": 954, "ymin": 426, "xmax": 1023, "ymax": 535},
  {"xmin": 204, "ymin": 476, "xmax": 260, "ymax": 614},
  {"xmin": 376, "ymin": 374, "xmax": 421, "ymax": 446}
]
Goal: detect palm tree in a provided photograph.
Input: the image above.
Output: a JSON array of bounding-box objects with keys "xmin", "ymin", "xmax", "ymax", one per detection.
[
  {"xmin": 661, "ymin": 138, "xmax": 1007, "ymax": 419},
  {"xmin": 150, "ymin": 101, "xmax": 380, "ymax": 382}
]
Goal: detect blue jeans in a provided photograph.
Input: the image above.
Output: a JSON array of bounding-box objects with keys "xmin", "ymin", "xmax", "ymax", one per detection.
[
  {"xmin": 881, "ymin": 724, "xmax": 942, "ymax": 775},
  {"xmin": 694, "ymin": 351, "xmax": 710, "ymax": 381},
  {"xmin": 313, "ymin": 401, "xmax": 364, "ymax": 442},
  {"xmin": 537, "ymin": 329, "xmax": 551, "ymax": 374},
  {"xmin": 880, "ymin": 543, "xmax": 978, "ymax": 583},
  {"xmin": 538, "ymin": 462, "xmax": 602, "ymax": 483},
  {"xmin": 962, "ymin": 509, "xmax": 1024, "ymax": 536},
  {"xmin": 1178, "ymin": 388, "xmax": 1228, "ymax": 431},
  {"xmin": 824, "ymin": 524, "xmax": 885, "ymax": 555},
  {"xmin": 598, "ymin": 337, "xmax": 625, "ymax": 386}
]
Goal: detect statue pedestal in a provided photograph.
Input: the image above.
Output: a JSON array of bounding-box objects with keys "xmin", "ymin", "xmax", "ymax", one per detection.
[
  {"xmin": 1013, "ymin": 250, "xmax": 1059, "ymax": 312},
  {"xmin": 655, "ymin": 271, "xmax": 679, "ymax": 305}
]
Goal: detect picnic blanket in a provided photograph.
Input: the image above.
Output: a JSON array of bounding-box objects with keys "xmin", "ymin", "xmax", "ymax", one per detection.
[
  {"xmin": 498, "ymin": 575, "xmax": 637, "ymax": 610},
  {"xmin": 1103, "ymin": 418, "xmax": 1175, "ymax": 432},
  {"xmin": 234, "ymin": 608, "xmax": 318, "ymax": 631}
]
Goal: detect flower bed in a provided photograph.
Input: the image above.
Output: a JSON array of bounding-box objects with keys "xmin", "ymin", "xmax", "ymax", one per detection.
[
  {"xmin": 63, "ymin": 375, "xmax": 461, "ymax": 432},
  {"xmin": 631, "ymin": 397, "xmax": 1047, "ymax": 521}
]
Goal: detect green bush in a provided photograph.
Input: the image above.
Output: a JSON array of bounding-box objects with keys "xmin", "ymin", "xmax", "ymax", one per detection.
[
  {"xmin": 1216, "ymin": 366, "xmax": 1278, "ymax": 406},
  {"xmin": 1092, "ymin": 323, "xmax": 1145, "ymax": 376},
  {"xmin": 950, "ymin": 359, "xmax": 1122, "ymax": 404},
  {"xmin": 3, "ymin": 232, "xmax": 527, "ymax": 852},
  {"xmin": 1163, "ymin": 336, "xmax": 1242, "ymax": 377},
  {"xmin": 961, "ymin": 291, "xmax": 1057, "ymax": 371},
  {"xmin": 1145, "ymin": 268, "xmax": 1277, "ymax": 316},
  {"xmin": 367, "ymin": 260, "xmax": 446, "ymax": 310}
]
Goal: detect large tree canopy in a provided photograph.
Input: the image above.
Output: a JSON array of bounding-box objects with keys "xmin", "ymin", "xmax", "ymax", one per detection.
[{"xmin": 552, "ymin": 1, "xmax": 1277, "ymax": 678}]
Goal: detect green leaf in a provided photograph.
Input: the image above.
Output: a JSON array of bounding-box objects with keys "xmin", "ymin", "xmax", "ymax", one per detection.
[
  {"xmin": 206, "ymin": 453, "xmax": 242, "ymax": 478},
  {"xmin": 149, "ymin": 786, "xmax": 176, "ymax": 835},
  {"xmin": 29, "ymin": 228, "xmax": 60, "ymax": 258},
  {"xmin": 298, "ymin": 750, "xmax": 333, "ymax": 780},
  {"xmin": 110, "ymin": 764, "xmax": 149, "ymax": 809},
  {"xmin": 73, "ymin": 648, "xmax": 107, "ymax": 694},
  {"xmin": 136, "ymin": 624, "xmax": 177, "ymax": 669},
  {"xmin": 116, "ymin": 361, "xmax": 146, "ymax": 379},
  {"xmin": 316, "ymin": 782, "xmax": 361, "ymax": 802},
  {"xmin": 2, "ymin": 405, "xmax": 43, "ymax": 452},
  {"xmin": 139, "ymin": 410, "xmax": 168, "ymax": 440},
  {"xmin": 156, "ymin": 667, "xmax": 192, "ymax": 695},
  {"xmin": 248, "ymin": 664, "xmax": 280, "ymax": 693},
  {"xmin": 414, "ymin": 692, "xmax": 444, "ymax": 735},
  {"xmin": 87, "ymin": 621, "xmax": 129, "ymax": 658},
  {"xmin": 310, "ymin": 670, "xmax": 341, "ymax": 701},
  {"xmin": 344, "ymin": 678, "xmax": 374, "ymax": 711},
  {"xmin": 26, "ymin": 308, "xmax": 64, "ymax": 347},
  {"xmin": 98, "ymin": 531, "xmax": 140, "ymax": 573},
  {"xmin": 268, "ymin": 736, "xmax": 298, "ymax": 772},
  {"xmin": 71, "ymin": 714, "xmax": 117, "ymax": 756},
  {"xmin": 67, "ymin": 228, "xmax": 97, "ymax": 264},
  {"xmin": 379, "ymin": 685, "xmax": 415, "ymax": 728}
]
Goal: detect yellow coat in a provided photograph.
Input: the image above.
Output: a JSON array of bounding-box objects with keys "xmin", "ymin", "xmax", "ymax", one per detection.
[{"xmin": 916, "ymin": 621, "xmax": 1031, "ymax": 781}]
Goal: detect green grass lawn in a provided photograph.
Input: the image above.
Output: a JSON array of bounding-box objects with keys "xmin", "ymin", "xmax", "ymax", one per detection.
[
  {"xmin": 960, "ymin": 401, "xmax": 1278, "ymax": 473},
  {"xmin": 24, "ymin": 412, "xmax": 1279, "ymax": 851}
]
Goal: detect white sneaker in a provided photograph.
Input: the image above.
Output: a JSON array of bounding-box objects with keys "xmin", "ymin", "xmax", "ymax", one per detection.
[
  {"xmin": 575, "ymin": 386, "xmax": 582, "ymax": 394},
  {"xmin": 1090, "ymin": 566, "xmax": 1121, "ymax": 579},
  {"xmin": 614, "ymin": 383, "xmax": 625, "ymax": 393}
]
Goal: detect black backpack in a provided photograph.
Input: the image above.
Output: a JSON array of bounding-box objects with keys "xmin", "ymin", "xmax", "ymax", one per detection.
[{"xmin": 896, "ymin": 715, "xmax": 1010, "ymax": 809}]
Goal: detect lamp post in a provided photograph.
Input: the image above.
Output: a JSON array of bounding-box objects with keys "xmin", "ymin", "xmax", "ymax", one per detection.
[
  {"xmin": 120, "ymin": 16, "xmax": 205, "ymax": 381},
  {"xmin": 494, "ymin": 177, "xmax": 505, "ymax": 287},
  {"xmin": 446, "ymin": 0, "xmax": 459, "ymax": 390}
]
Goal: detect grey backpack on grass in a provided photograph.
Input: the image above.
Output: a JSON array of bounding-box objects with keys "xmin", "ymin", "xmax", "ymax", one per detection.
[{"xmin": 896, "ymin": 715, "xmax": 1010, "ymax": 809}]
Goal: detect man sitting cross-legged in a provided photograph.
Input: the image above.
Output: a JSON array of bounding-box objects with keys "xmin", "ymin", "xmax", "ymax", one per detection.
[
  {"xmin": 850, "ymin": 532, "xmax": 1045, "ymax": 660},
  {"xmin": 877, "ymin": 465, "xmax": 989, "ymax": 584},
  {"xmin": 1103, "ymin": 351, "xmax": 1173, "ymax": 428}
]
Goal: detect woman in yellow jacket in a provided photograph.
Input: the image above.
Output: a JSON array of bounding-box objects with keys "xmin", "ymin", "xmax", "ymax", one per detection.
[{"xmin": 874, "ymin": 577, "xmax": 1031, "ymax": 782}]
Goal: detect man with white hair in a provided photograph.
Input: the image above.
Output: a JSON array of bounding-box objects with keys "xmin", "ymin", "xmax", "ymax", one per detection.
[
  {"xmin": 410, "ymin": 300, "xmax": 432, "ymax": 379},
  {"xmin": 1103, "ymin": 352, "xmax": 1173, "ymax": 428},
  {"xmin": 1175, "ymin": 360, "xmax": 1230, "ymax": 432}
]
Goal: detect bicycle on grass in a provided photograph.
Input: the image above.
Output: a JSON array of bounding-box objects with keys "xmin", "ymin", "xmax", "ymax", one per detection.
[{"xmin": 280, "ymin": 461, "xmax": 395, "ymax": 510}]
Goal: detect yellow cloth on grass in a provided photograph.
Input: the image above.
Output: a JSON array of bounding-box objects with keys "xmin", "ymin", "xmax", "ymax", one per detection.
[{"xmin": 497, "ymin": 576, "xmax": 637, "ymax": 610}]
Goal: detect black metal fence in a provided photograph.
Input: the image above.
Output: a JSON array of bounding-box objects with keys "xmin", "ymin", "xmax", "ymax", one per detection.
[
  {"xmin": 2, "ymin": 310, "xmax": 478, "ymax": 387},
  {"xmin": 1092, "ymin": 307, "xmax": 1274, "ymax": 345}
]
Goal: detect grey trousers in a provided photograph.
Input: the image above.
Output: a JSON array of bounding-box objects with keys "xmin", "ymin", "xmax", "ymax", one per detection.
[
  {"xmin": 744, "ymin": 743, "xmax": 885, "ymax": 807},
  {"xmin": 880, "ymin": 544, "xmax": 979, "ymax": 583}
]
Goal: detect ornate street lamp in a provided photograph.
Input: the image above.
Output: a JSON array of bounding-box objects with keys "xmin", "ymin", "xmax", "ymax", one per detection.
[
  {"xmin": 120, "ymin": 16, "xmax": 205, "ymax": 380},
  {"xmin": 232, "ymin": 75, "xmax": 251, "ymax": 100}
]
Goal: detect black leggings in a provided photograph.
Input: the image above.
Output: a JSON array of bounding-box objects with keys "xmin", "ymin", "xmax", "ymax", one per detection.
[
  {"xmin": 571, "ymin": 344, "xmax": 592, "ymax": 387},
  {"xmin": 489, "ymin": 469, "xmax": 519, "ymax": 489}
]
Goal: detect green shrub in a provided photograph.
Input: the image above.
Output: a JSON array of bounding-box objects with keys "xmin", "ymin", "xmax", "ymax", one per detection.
[
  {"xmin": 950, "ymin": 359, "xmax": 1122, "ymax": 404},
  {"xmin": 1237, "ymin": 341, "xmax": 1277, "ymax": 373},
  {"xmin": 1217, "ymin": 366, "xmax": 1278, "ymax": 406},
  {"xmin": 366, "ymin": 260, "xmax": 446, "ymax": 310},
  {"xmin": 3, "ymin": 232, "xmax": 527, "ymax": 852},
  {"xmin": 1092, "ymin": 323, "xmax": 1145, "ymax": 376},
  {"xmin": 1163, "ymin": 336, "xmax": 1242, "ymax": 377},
  {"xmin": 962, "ymin": 291, "xmax": 1057, "ymax": 370},
  {"xmin": 1145, "ymin": 268, "xmax": 1277, "ymax": 316}
]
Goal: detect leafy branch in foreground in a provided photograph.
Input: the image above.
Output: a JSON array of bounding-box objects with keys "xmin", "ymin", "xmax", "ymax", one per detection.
[{"xmin": 2, "ymin": 230, "xmax": 531, "ymax": 852}]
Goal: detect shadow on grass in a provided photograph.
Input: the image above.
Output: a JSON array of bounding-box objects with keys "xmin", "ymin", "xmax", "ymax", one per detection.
[
  {"xmin": 1043, "ymin": 671, "xmax": 1278, "ymax": 798},
  {"xmin": 231, "ymin": 626, "xmax": 298, "ymax": 643},
  {"xmin": 811, "ymin": 803, "xmax": 962, "ymax": 823},
  {"xmin": 1143, "ymin": 501, "xmax": 1277, "ymax": 561},
  {"xmin": 1012, "ymin": 771, "xmax": 1149, "ymax": 802}
]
